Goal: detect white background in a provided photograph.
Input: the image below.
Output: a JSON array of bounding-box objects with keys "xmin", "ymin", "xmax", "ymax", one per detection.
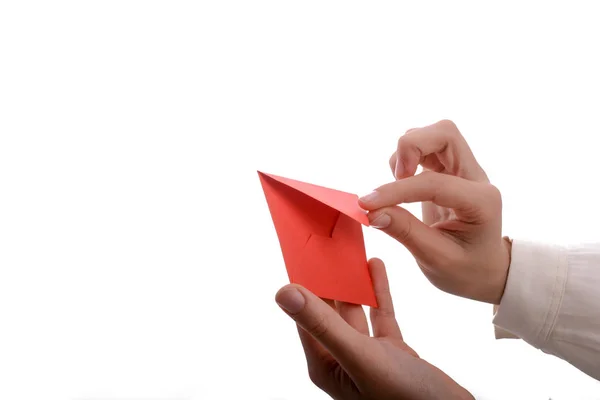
[{"xmin": 1, "ymin": 1, "xmax": 599, "ymax": 399}]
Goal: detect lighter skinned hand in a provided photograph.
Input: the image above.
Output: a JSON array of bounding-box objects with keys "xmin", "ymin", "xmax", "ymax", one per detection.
[
  {"xmin": 358, "ymin": 120, "xmax": 511, "ymax": 304},
  {"xmin": 275, "ymin": 258, "xmax": 474, "ymax": 400}
]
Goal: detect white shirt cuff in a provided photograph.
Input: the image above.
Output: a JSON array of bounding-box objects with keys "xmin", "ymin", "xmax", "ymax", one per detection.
[{"xmin": 492, "ymin": 239, "xmax": 569, "ymax": 348}]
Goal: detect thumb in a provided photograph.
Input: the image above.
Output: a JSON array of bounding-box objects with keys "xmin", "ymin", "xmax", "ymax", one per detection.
[
  {"xmin": 368, "ymin": 206, "xmax": 461, "ymax": 266},
  {"xmin": 276, "ymin": 284, "xmax": 368, "ymax": 372}
]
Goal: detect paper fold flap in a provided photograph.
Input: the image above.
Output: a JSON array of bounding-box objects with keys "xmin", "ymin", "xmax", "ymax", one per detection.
[{"xmin": 257, "ymin": 171, "xmax": 369, "ymax": 226}]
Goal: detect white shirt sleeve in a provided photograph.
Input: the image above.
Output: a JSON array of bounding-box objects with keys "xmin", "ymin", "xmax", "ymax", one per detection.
[{"xmin": 492, "ymin": 239, "xmax": 600, "ymax": 381}]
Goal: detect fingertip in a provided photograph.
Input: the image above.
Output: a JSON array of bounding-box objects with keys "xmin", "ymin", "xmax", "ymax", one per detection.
[
  {"xmin": 368, "ymin": 258, "xmax": 388, "ymax": 281},
  {"xmin": 367, "ymin": 257, "xmax": 385, "ymax": 268},
  {"xmin": 275, "ymin": 284, "xmax": 307, "ymax": 314},
  {"xmin": 368, "ymin": 257, "xmax": 391, "ymax": 283},
  {"xmin": 357, "ymin": 191, "xmax": 380, "ymax": 210},
  {"xmin": 394, "ymin": 162, "xmax": 404, "ymax": 180},
  {"xmin": 357, "ymin": 198, "xmax": 369, "ymax": 210},
  {"xmin": 275, "ymin": 282, "xmax": 296, "ymax": 297}
]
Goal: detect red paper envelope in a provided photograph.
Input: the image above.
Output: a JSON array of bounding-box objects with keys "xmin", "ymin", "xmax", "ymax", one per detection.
[{"xmin": 258, "ymin": 171, "xmax": 377, "ymax": 307}]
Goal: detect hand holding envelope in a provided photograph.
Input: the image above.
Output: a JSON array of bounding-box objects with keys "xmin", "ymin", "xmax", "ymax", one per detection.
[
  {"xmin": 259, "ymin": 169, "xmax": 475, "ymax": 399},
  {"xmin": 273, "ymin": 258, "xmax": 474, "ymax": 399}
]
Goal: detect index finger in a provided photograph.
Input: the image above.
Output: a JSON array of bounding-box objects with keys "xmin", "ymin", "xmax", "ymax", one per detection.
[{"xmin": 359, "ymin": 171, "xmax": 496, "ymax": 222}]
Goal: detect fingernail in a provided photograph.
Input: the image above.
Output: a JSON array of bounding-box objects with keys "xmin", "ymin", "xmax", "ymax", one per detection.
[
  {"xmin": 359, "ymin": 191, "xmax": 379, "ymax": 203},
  {"xmin": 276, "ymin": 288, "xmax": 305, "ymax": 314},
  {"xmin": 369, "ymin": 212, "xmax": 391, "ymax": 229}
]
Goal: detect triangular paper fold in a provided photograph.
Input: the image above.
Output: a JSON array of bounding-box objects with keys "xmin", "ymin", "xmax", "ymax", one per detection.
[
  {"xmin": 258, "ymin": 171, "xmax": 377, "ymax": 307},
  {"xmin": 260, "ymin": 172, "xmax": 370, "ymax": 227}
]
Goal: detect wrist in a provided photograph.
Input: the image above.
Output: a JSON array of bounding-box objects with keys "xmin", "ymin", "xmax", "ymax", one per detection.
[{"xmin": 494, "ymin": 236, "xmax": 512, "ymax": 304}]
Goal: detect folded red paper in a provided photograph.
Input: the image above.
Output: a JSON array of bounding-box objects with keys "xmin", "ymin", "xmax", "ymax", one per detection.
[{"xmin": 258, "ymin": 171, "xmax": 377, "ymax": 307}]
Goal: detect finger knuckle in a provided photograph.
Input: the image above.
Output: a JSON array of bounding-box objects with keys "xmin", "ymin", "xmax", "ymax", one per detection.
[
  {"xmin": 486, "ymin": 183, "xmax": 502, "ymax": 201},
  {"xmin": 389, "ymin": 153, "xmax": 396, "ymax": 169},
  {"xmin": 397, "ymin": 134, "xmax": 409, "ymax": 150},
  {"xmin": 306, "ymin": 314, "xmax": 329, "ymax": 339},
  {"xmin": 439, "ymin": 120, "xmax": 465, "ymax": 143},
  {"xmin": 419, "ymin": 169, "xmax": 436, "ymax": 182},
  {"xmin": 408, "ymin": 347, "xmax": 419, "ymax": 358},
  {"xmin": 400, "ymin": 128, "xmax": 415, "ymax": 140},
  {"xmin": 424, "ymin": 172, "xmax": 444, "ymax": 198},
  {"xmin": 437, "ymin": 119, "xmax": 458, "ymax": 132},
  {"xmin": 397, "ymin": 132, "xmax": 420, "ymax": 154},
  {"xmin": 393, "ymin": 215, "xmax": 413, "ymax": 243},
  {"xmin": 308, "ymin": 368, "xmax": 325, "ymax": 388},
  {"xmin": 417, "ymin": 170, "xmax": 441, "ymax": 193},
  {"xmin": 374, "ymin": 305, "xmax": 395, "ymax": 319},
  {"xmin": 482, "ymin": 183, "xmax": 503, "ymax": 211}
]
